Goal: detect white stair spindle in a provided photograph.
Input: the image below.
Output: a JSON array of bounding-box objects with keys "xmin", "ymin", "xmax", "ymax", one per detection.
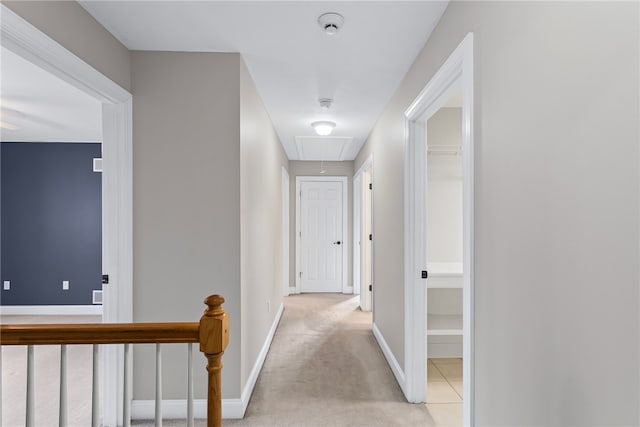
[
  {"xmin": 187, "ymin": 343, "xmax": 194, "ymax": 427},
  {"xmin": 91, "ymin": 344, "xmax": 99, "ymax": 427},
  {"xmin": 123, "ymin": 344, "xmax": 131, "ymax": 427},
  {"xmin": 26, "ymin": 345, "xmax": 34, "ymax": 427},
  {"xmin": 59, "ymin": 345, "xmax": 68, "ymax": 427},
  {"xmin": 155, "ymin": 343, "xmax": 162, "ymax": 427},
  {"xmin": 0, "ymin": 346, "xmax": 3, "ymax": 427}
]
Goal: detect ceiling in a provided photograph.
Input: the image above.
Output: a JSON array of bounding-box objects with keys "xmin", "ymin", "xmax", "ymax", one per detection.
[
  {"xmin": 0, "ymin": 46, "xmax": 102, "ymax": 143},
  {"xmin": 80, "ymin": 1, "xmax": 448, "ymax": 160}
]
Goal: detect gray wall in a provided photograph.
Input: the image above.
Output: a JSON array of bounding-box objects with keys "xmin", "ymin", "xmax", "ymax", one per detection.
[
  {"xmin": 3, "ymin": 1, "xmax": 131, "ymax": 92},
  {"xmin": 355, "ymin": 1, "xmax": 639, "ymax": 425},
  {"xmin": 288, "ymin": 161, "xmax": 354, "ymax": 291},
  {"xmin": 131, "ymin": 52, "xmax": 241, "ymax": 399},
  {"xmin": 1, "ymin": 142, "xmax": 102, "ymax": 305},
  {"xmin": 239, "ymin": 58, "xmax": 289, "ymax": 388}
]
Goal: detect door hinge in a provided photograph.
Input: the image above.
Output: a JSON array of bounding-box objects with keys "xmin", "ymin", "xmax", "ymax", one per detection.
[
  {"xmin": 369, "ymin": 284, "xmax": 372, "ymax": 291},
  {"xmin": 369, "ymin": 234, "xmax": 372, "ymax": 241},
  {"xmin": 299, "ymin": 271, "xmax": 303, "ymax": 278},
  {"xmin": 102, "ymin": 274, "xmax": 109, "ymax": 284},
  {"xmin": 369, "ymin": 183, "xmax": 372, "ymax": 190},
  {"xmin": 421, "ymin": 270, "xmax": 428, "ymax": 279}
]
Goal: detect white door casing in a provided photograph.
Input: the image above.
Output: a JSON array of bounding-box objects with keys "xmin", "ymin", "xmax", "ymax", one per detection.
[
  {"xmin": 403, "ymin": 33, "xmax": 474, "ymax": 425},
  {"xmin": 362, "ymin": 169, "xmax": 373, "ymax": 312},
  {"xmin": 1, "ymin": 7, "xmax": 133, "ymax": 426},
  {"xmin": 281, "ymin": 167, "xmax": 290, "ymax": 296},
  {"xmin": 295, "ymin": 176, "xmax": 347, "ymax": 294},
  {"xmin": 353, "ymin": 173, "xmax": 362, "ymax": 296},
  {"xmin": 353, "ymin": 156, "xmax": 373, "ymax": 312}
]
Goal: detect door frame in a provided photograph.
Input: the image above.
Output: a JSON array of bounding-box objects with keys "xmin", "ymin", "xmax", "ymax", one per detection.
[
  {"xmin": 353, "ymin": 155, "xmax": 374, "ymax": 312},
  {"xmin": 1, "ymin": 6, "xmax": 133, "ymax": 426},
  {"xmin": 281, "ymin": 167, "xmax": 290, "ymax": 296},
  {"xmin": 295, "ymin": 176, "xmax": 348, "ymax": 294},
  {"xmin": 403, "ymin": 33, "xmax": 475, "ymax": 425}
]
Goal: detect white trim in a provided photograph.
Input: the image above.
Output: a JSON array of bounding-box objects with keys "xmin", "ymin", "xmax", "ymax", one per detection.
[
  {"xmin": 131, "ymin": 399, "xmax": 206, "ymax": 420},
  {"xmin": 352, "ymin": 173, "xmax": 362, "ymax": 296},
  {"xmin": 353, "ymin": 155, "xmax": 374, "ymax": 313},
  {"xmin": 353, "ymin": 155, "xmax": 373, "ymax": 298},
  {"xmin": 131, "ymin": 398, "xmax": 242, "ymax": 420},
  {"xmin": 1, "ymin": 7, "xmax": 133, "ymax": 427},
  {"xmin": 237, "ymin": 302, "xmax": 283, "ymax": 418},
  {"xmin": 282, "ymin": 167, "xmax": 290, "ymax": 296},
  {"xmin": 342, "ymin": 286, "xmax": 354, "ymax": 295},
  {"xmin": 130, "ymin": 303, "xmax": 284, "ymax": 421},
  {"xmin": 295, "ymin": 176, "xmax": 348, "ymax": 294},
  {"xmin": 0, "ymin": 6, "xmax": 130, "ymax": 104},
  {"xmin": 354, "ymin": 155, "xmax": 374, "ymax": 181},
  {"xmin": 403, "ymin": 33, "xmax": 475, "ymax": 426},
  {"xmin": 0, "ymin": 305, "xmax": 103, "ymax": 316},
  {"xmin": 372, "ymin": 323, "xmax": 406, "ymax": 397}
]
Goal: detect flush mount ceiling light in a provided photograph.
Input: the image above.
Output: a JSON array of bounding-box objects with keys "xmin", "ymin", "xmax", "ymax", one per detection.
[
  {"xmin": 318, "ymin": 13, "xmax": 344, "ymax": 36},
  {"xmin": 311, "ymin": 121, "xmax": 336, "ymax": 136}
]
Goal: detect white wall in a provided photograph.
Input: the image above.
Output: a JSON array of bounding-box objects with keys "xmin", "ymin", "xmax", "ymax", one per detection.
[
  {"xmin": 355, "ymin": 2, "xmax": 639, "ymax": 424},
  {"xmin": 288, "ymin": 161, "xmax": 354, "ymax": 291},
  {"xmin": 239, "ymin": 57, "xmax": 288, "ymax": 389},
  {"xmin": 131, "ymin": 51, "xmax": 242, "ymax": 399},
  {"xmin": 427, "ymin": 108, "xmax": 462, "ymax": 263}
]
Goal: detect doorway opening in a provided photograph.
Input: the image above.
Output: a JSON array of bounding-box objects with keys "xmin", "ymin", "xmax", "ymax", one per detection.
[
  {"xmin": 424, "ymin": 93, "xmax": 464, "ymax": 421},
  {"xmin": 1, "ymin": 6, "xmax": 133, "ymax": 426},
  {"xmin": 353, "ymin": 156, "xmax": 373, "ymax": 312},
  {"xmin": 404, "ymin": 33, "xmax": 474, "ymax": 426},
  {"xmin": 295, "ymin": 176, "xmax": 348, "ymax": 294}
]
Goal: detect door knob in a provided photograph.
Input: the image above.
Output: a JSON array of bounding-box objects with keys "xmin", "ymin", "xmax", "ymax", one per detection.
[{"xmin": 333, "ymin": 241, "xmax": 341, "ymax": 245}]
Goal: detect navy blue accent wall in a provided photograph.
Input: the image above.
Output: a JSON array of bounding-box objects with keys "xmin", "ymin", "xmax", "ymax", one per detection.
[{"xmin": 1, "ymin": 142, "xmax": 101, "ymax": 305}]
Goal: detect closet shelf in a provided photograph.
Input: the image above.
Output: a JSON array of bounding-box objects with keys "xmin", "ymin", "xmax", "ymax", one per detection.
[
  {"xmin": 427, "ymin": 262, "xmax": 463, "ymax": 288},
  {"xmin": 427, "ymin": 314, "xmax": 463, "ymax": 336}
]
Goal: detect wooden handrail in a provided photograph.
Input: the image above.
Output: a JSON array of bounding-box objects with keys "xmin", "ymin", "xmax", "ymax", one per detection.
[
  {"xmin": 0, "ymin": 322, "xmax": 200, "ymax": 345},
  {"xmin": 0, "ymin": 294, "xmax": 229, "ymax": 427}
]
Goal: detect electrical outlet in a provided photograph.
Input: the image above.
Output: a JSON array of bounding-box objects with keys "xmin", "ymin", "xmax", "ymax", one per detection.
[
  {"xmin": 62, "ymin": 280, "xmax": 70, "ymax": 290},
  {"xmin": 3, "ymin": 281, "xmax": 10, "ymax": 290}
]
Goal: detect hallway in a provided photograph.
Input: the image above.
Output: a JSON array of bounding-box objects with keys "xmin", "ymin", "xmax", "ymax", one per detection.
[
  {"xmin": 135, "ymin": 294, "xmax": 436, "ymax": 426},
  {"xmin": 224, "ymin": 294, "xmax": 434, "ymax": 426}
]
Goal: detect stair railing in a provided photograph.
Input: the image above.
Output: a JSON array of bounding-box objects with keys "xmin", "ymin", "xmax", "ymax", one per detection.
[{"xmin": 0, "ymin": 294, "xmax": 229, "ymax": 427}]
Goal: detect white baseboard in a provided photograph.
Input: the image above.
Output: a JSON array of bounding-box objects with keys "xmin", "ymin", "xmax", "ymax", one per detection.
[
  {"xmin": 343, "ymin": 286, "xmax": 354, "ymax": 294},
  {"xmin": 372, "ymin": 322, "xmax": 407, "ymax": 397},
  {"xmin": 0, "ymin": 305, "xmax": 103, "ymax": 315},
  {"xmin": 131, "ymin": 302, "xmax": 284, "ymax": 420},
  {"xmin": 131, "ymin": 399, "xmax": 206, "ymax": 419},
  {"xmin": 130, "ymin": 398, "xmax": 244, "ymax": 420},
  {"xmin": 288, "ymin": 286, "xmax": 297, "ymax": 295},
  {"xmin": 236, "ymin": 302, "xmax": 284, "ymax": 418}
]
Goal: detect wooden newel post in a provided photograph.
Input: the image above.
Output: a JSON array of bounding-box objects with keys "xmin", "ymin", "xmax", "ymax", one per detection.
[{"xmin": 199, "ymin": 295, "xmax": 229, "ymax": 427}]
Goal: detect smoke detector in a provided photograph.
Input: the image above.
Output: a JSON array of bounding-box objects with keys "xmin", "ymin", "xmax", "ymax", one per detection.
[
  {"xmin": 318, "ymin": 13, "xmax": 344, "ymax": 35},
  {"xmin": 319, "ymin": 98, "xmax": 333, "ymax": 109}
]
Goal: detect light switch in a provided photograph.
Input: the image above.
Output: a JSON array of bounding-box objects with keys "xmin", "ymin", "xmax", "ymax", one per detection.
[
  {"xmin": 3, "ymin": 281, "xmax": 10, "ymax": 290},
  {"xmin": 63, "ymin": 280, "xmax": 70, "ymax": 290}
]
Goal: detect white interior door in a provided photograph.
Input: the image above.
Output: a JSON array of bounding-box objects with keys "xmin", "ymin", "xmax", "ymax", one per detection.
[{"xmin": 299, "ymin": 180, "xmax": 343, "ymax": 292}]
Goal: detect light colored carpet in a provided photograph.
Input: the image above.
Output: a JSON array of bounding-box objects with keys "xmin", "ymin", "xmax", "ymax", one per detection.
[{"xmin": 136, "ymin": 294, "xmax": 435, "ymax": 426}]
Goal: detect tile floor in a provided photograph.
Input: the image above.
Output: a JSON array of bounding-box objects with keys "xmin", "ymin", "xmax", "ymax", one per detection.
[{"xmin": 425, "ymin": 358, "xmax": 463, "ymax": 427}]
